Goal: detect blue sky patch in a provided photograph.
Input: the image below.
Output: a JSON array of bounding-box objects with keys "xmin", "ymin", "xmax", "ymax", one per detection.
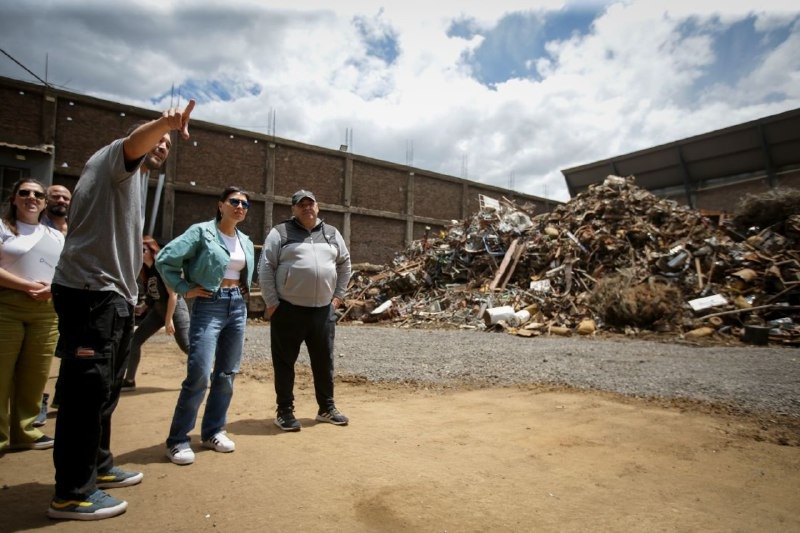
[
  {"xmin": 353, "ymin": 15, "xmax": 399, "ymax": 65},
  {"xmin": 152, "ymin": 78, "xmax": 261, "ymax": 105},
  {"xmin": 689, "ymin": 14, "xmax": 798, "ymax": 100},
  {"xmin": 452, "ymin": 8, "xmax": 600, "ymax": 87}
]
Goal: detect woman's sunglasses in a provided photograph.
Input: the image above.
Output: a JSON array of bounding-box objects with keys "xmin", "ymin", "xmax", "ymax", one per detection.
[
  {"xmin": 18, "ymin": 189, "xmax": 46, "ymax": 200},
  {"xmin": 227, "ymin": 198, "xmax": 250, "ymax": 209}
]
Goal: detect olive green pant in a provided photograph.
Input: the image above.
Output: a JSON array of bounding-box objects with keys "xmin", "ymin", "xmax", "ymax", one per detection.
[{"xmin": 0, "ymin": 288, "xmax": 58, "ymax": 450}]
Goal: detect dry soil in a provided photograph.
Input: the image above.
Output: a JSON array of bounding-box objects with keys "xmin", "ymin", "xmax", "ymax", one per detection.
[{"xmin": 1, "ymin": 331, "xmax": 799, "ymax": 532}]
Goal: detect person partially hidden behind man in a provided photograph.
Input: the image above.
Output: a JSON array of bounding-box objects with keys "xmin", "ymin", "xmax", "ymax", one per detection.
[
  {"xmin": 33, "ymin": 183, "xmax": 72, "ymax": 428},
  {"xmin": 41, "ymin": 184, "xmax": 71, "ymax": 236}
]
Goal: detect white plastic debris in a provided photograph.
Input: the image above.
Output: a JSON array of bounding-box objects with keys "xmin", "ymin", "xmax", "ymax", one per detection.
[
  {"xmin": 371, "ymin": 299, "xmax": 394, "ymax": 315},
  {"xmin": 688, "ymin": 294, "xmax": 728, "ymax": 312}
]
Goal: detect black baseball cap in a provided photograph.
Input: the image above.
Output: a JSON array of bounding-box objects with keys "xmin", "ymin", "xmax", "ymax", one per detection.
[{"xmin": 291, "ymin": 190, "xmax": 316, "ymax": 205}]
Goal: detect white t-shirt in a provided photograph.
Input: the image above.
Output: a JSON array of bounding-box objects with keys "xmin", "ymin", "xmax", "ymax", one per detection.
[{"xmin": 0, "ymin": 220, "xmax": 65, "ymax": 282}]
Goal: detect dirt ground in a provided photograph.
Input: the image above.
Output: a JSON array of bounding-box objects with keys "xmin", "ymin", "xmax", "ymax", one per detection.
[{"xmin": 1, "ymin": 337, "xmax": 799, "ymax": 532}]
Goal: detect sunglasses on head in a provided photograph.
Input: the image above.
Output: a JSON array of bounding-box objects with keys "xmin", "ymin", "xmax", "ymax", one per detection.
[
  {"xmin": 227, "ymin": 198, "xmax": 250, "ymax": 209},
  {"xmin": 18, "ymin": 189, "xmax": 46, "ymax": 200}
]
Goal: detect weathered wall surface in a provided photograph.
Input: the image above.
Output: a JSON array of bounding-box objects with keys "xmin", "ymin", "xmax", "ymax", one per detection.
[
  {"xmin": 1, "ymin": 77, "xmax": 555, "ymax": 265},
  {"xmin": 662, "ymin": 168, "xmax": 800, "ymax": 213}
]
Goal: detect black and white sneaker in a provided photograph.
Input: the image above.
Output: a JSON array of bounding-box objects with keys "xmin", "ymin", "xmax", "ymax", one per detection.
[
  {"xmin": 202, "ymin": 431, "xmax": 235, "ymax": 452},
  {"xmin": 166, "ymin": 442, "xmax": 195, "ymax": 465},
  {"xmin": 315, "ymin": 406, "xmax": 349, "ymax": 426},
  {"xmin": 13, "ymin": 435, "xmax": 55, "ymax": 450},
  {"xmin": 274, "ymin": 409, "xmax": 302, "ymax": 432}
]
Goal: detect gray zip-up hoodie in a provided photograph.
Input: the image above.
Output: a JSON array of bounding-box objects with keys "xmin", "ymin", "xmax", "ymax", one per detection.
[{"xmin": 258, "ymin": 218, "xmax": 351, "ymax": 308}]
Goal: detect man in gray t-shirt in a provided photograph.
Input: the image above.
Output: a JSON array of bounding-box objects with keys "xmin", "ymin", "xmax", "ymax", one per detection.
[
  {"xmin": 47, "ymin": 101, "xmax": 195, "ymax": 522},
  {"xmin": 53, "ymin": 102, "xmax": 193, "ymax": 303}
]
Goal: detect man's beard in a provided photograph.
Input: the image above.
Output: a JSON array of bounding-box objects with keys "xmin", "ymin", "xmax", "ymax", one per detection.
[
  {"xmin": 48, "ymin": 205, "xmax": 68, "ymax": 218},
  {"xmin": 143, "ymin": 152, "xmax": 165, "ymax": 171}
]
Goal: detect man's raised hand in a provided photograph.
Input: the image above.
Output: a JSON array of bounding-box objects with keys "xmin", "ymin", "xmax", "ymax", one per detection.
[{"xmin": 162, "ymin": 99, "xmax": 196, "ymax": 139}]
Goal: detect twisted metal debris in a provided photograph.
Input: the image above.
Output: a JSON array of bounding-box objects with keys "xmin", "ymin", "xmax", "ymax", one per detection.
[{"xmin": 341, "ymin": 176, "xmax": 800, "ymax": 345}]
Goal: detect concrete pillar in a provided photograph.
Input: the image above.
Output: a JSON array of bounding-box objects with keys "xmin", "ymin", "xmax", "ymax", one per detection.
[
  {"xmin": 265, "ymin": 142, "xmax": 276, "ymax": 229},
  {"xmin": 343, "ymin": 155, "xmax": 352, "ymax": 245},
  {"xmin": 406, "ymin": 171, "xmax": 415, "ymax": 245},
  {"xmin": 160, "ymin": 133, "xmax": 178, "ymax": 238}
]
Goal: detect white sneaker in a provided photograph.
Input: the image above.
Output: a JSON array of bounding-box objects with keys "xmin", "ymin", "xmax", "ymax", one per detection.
[
  {"xmin": 202, "ymin": 431, "xmax": 235, "ymax": 453},
  {"xmin": 166, "ymin": 442, "xmax": 195, "ymax": 465}
]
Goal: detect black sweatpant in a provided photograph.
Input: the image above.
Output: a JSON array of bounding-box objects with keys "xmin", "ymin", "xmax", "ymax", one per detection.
[
  {"xmin": 51, "ymin": 285, "xmax": 133, "ymax": 500},
  {"xmin": 270, "ymin": 300, "xmax": 336, "ymax": 412}
]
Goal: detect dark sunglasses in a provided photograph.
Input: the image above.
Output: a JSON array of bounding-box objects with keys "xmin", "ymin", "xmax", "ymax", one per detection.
[
  {"xmin": 18, "ymin": 189, "xmax": 46, "ymax": 199},
  {"xmin": 227, "ymin": 198, "xmax": 250, "ymax": 209}
]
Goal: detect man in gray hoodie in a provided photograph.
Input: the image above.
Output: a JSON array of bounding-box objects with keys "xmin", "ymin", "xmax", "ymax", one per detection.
[{"xmin": 258, "ymin": 189, "xmax": 351, "ymax": 431}]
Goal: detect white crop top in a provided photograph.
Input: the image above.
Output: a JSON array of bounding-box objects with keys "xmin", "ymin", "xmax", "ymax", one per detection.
[{"xmin": 220, "ymin": 232, "xmax": 245, "ymax": 280}]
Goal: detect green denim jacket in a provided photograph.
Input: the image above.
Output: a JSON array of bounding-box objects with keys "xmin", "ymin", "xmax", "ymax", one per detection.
[{"xmin": 155, "ymin": 219, "xmax": 254, "ymax": 297}]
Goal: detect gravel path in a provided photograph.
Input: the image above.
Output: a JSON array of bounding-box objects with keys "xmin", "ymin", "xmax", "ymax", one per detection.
[{"xmin": 242, "ymin": 323, "xmax": 800, "ymax": 418}]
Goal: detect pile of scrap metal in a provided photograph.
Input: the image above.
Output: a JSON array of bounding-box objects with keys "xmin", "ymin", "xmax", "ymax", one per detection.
[{"xmin": 340, "ymin": 176, "xmax": 800, "ymax": 345}]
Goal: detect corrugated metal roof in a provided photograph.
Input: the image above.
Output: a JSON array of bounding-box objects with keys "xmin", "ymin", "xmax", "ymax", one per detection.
[{"xmin": 561, "ymin": 107, "xmax": 800, "ymax": 200}]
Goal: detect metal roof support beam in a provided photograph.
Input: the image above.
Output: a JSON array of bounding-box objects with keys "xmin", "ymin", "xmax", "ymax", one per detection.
[
  {"xmin": 676, "ymin": 146, "xmax": 695, "ymax": 209},
  {"xmin": 758, "ymin": 124, "xmax": 777, "ymax": 188},
  {"xmin": 564, "ymin": 173, "xmax": 577, "ymax": 197}
]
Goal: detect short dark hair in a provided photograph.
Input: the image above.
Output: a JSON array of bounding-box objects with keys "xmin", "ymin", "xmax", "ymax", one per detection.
[{"xmin": 125, "ymin": 119, "xmax": 149, "ymax": 136}]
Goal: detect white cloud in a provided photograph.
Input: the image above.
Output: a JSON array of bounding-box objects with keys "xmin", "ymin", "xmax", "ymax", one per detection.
[{"xmin": 1, "ymin": 0, "xmax": 798, "ymax": 203}]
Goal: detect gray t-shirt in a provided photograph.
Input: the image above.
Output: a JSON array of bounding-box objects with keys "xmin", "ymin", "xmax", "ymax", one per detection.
[{"xmin": 53, "ymin": 138, "xmax": 145, "ymax": 305}]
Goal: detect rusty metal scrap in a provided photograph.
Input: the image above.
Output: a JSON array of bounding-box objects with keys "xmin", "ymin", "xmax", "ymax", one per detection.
[{"xmin": 342, "ymin": 177, "xmax": 800, "ymax": 345}]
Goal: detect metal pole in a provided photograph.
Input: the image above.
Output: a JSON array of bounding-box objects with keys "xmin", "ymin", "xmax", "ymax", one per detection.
[{"xmin": 148, "ymin": 173, "xmax": 165, "ymax": 236}]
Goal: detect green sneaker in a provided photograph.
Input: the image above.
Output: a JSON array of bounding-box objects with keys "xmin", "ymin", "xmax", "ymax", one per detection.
[
  {"xmin": 96, "ymin": 467, "xmax": 144, "ymax": 489},
  {"xmin": 47, "ymin": 489, "xmax": 127, "ymax": 521}
]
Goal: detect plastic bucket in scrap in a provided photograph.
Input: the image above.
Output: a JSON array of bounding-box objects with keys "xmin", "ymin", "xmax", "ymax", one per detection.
[{"xmin": 483, "ymin": 306, "xmax": 517, "ymax": 327}]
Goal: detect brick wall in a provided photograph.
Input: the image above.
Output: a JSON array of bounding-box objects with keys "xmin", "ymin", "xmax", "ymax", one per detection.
[
  {"xmin": 413, "ymin": 174, "xmax": 463, "ymax": 221},
  {"xmin": 175, "ymin": 129, "xmax": 267, "ymax": 192},
  {"xmin": 53, "ymin": 99, "xmax": 153, "ymax": 173},
  {"xmin": 275, "ymin": 146, "xmax": 345, "ymax": 203},
  {"xmin": 352, "ymin": 161, "xmax": 407, "ymax": 213},
  {"xmin": 1, "ymin": 76, "xmax": 555, "ymax": 265},
  {"xmin": 662, "ymin": 168, "xmax": 800, "ymax": 214},
  {"xmin": 777, "ymin": 169, "xmax": 800, "ymax": 189},
  {"xmin": 0, "ymin": 87, "xmax": 42, "ymax": 146},
  {"xmin": 693, "ymin": 179, "xmax": 769, "ymax": 212},
  {"xmin": 351, "ymin": 214, "xmax": 408, "ymax": 265}
]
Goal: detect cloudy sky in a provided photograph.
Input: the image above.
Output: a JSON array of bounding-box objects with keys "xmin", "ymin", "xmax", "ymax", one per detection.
[{"xmin": 2, "ymin": 0, "xmax": 799, "ymax": 201}]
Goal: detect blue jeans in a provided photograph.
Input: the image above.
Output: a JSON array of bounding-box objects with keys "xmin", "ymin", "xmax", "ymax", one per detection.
[{"xmin": 166, "ymin": 288, "xmax": 246, "ymax": 446}]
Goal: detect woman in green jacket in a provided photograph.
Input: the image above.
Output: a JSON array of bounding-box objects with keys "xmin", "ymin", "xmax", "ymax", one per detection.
[{"xmin": 156, "ymin": 186, "xmax": 254, "ymax": 466}]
